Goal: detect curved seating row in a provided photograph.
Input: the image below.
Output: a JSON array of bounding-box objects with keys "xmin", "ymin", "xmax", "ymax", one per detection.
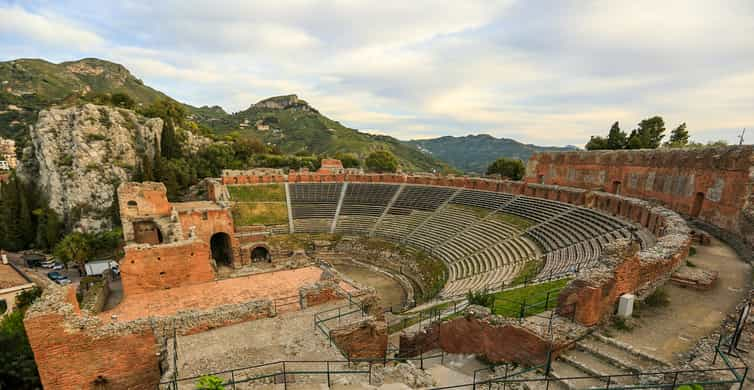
[{"xmin": 278, "ymin": 183, "xmax": 647, "ymax": 298}]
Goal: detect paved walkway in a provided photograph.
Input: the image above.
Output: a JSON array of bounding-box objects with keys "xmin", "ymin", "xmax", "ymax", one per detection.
[
  {"xmin": 611, "ymin": 236, "xmax": 751, "ymax": 362},
  {"xmin": 100, "ymin": 266, "xmax": 326, "ymax": 322}
]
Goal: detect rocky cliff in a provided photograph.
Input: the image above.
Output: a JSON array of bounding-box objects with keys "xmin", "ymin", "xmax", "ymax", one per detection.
[{"xmin": 19, "ymin": 104, "xmax": 162, "ymax": 231}]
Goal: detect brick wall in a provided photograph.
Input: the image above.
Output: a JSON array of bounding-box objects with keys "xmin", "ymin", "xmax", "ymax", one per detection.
[
  {"xmin": 330, "ymin": 318, "xmax": 387, "ymax": 359},
  {"xmin": 178, "ymin": 208, "xmax": 241, "ymax": 265},
  {"xmin": 525, "ymin": 147, "xmax": 754, "ymax": 248},
  {"xmin": 24, "ymin": 287, "xmax": 161, "ymax": 390},
  {"xmin": 120, "ymin": 240, "xmax": 214, "ymax": 296},
  {"xmin": 434, "ymin": 315, "xmax": 568, "ymax": 365},
  {"xmin": 117, "ymin": 182, "xmax": 172, "ymax": 219}
]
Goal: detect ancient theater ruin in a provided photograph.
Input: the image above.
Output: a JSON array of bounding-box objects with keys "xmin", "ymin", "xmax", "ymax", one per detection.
[{"xmin": 24, "ymin": 150, "xmax": 754, "ymax": 389}]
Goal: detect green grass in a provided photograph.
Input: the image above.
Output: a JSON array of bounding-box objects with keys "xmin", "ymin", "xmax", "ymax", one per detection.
[
  {"xmin": 228, "ymin": 184, "xmax": 286, "ymax": 202},
  {"xmin": 231, "ymin": 202, "xmax": 288, "ymax": 225},
  {"xmin": 492, "ymin": 213, "xmax": 536, "ymax": 230},
  {"xmin": 491, "ymin": 279, "xmax": 571, "ymax": 317},
  {"xmin": 448, "ymin": 204, "xmax": 491, "ymax": 219},
  {"xmin": 510, "ymin": 260, "xmax": 544, "ymax": 285}
]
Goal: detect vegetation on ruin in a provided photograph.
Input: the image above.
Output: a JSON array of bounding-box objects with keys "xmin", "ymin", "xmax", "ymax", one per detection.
[
  {"xmin": 467, "ymin": 289, "xmax": 495, "ymax": 307},
  {"xmin": 489, "ymin": 278, "xmax": 570, "ymax": 317},
  {"xmin": 510, "ymin": 260, "xmax": 544, "ymax": 285},
  {"xmin": 0, "ymin": 286, "xmax": 42, "ymax": 389},
  {"xmin": 411, "ymin": 250, "xmax": 448, "ymax": 303},
  {"xmin": 644, "ymin": 287, "xmax": 670, "ymax": 307},
  {"xmin": 196, "ymin": 375, "xmax": 225, "ymax": 390},
  {"xmin": 228, "ymin": 184, "xmax": 286, "ymax": 202},
  {"xmin": 492, "ymin": 212, "xmax": 535, "ymax": 231},
  {"xmin": 450, "ymin": 204, "xmax": 491, "ymax": 219},
  {"xmin": 486, "ymin": 157, "xmax": 525, "ymax": 180},
  {"xmin": 231, "ymin": 202, "xmax": 288, "ymax": 226},
  {"xmin": 586, "ymin": 117, "xmax": 730, "ymax": 151}
]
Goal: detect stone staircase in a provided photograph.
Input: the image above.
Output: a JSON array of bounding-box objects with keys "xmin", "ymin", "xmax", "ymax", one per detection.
[{"xmin": 545, "ymin": 333, "xmax": 668, "ymax": 389}]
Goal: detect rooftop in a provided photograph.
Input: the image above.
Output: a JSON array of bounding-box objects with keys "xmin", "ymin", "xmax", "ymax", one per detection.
[{"xmin": 0, "ymin": 262, "xmax": 32, "ymax": 290}]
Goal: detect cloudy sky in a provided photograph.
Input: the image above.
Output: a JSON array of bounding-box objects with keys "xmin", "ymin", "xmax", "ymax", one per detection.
[{"xmin": 1, "ymin": 1, "xmax": 753, "ymax": 146}]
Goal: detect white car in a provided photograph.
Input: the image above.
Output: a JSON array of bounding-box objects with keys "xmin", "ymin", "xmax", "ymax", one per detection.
[{"xmin": 51, "ymin": 263, "xmax": 65, "ymax": 270}]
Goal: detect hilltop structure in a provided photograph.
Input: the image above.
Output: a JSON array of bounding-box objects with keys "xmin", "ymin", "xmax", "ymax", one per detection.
[{"xmin": 0, "ymin": 137, "xmax": 15, "ymax": 170}]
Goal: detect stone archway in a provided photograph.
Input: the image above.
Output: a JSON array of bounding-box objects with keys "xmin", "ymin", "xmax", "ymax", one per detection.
[
  {"xmin": 210, "ymin": 232, "xmax": 233, "ymax": 266},
  {"xmin": 251, "ymin": 245, "xmax": 270, "ymax": 262}
]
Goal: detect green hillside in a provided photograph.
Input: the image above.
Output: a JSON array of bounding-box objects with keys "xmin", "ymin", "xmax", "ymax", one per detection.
[
  {"xmin": 407, "ymin": 134, "xmax": 578, "ymax": 173},
  {"xmin": 192, "ymin": 95, "xmax": 452, "ymax": 173},
  {"xmin": 0, "ymin": 58, "xmax": 451, "ymax": 172},
  {"xmin": 0, "ymin": 58, "xmax": 176, "ymax": 138}
]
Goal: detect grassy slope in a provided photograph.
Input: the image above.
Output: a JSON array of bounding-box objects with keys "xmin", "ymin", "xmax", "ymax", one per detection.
[
  {"xmin": 491, "ymin": 279, "xmax": 570, "ymax": 317},
  {"xmin": 228, "ymin": 184, "xmax": 288, "ymax": 226}
]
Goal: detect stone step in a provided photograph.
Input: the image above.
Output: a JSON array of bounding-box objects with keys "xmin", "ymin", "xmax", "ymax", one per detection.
[
  {"xmin": 548, "ymin": 360, "xmax": 605, "ymax": 389},
  {"xmin": 582, "ymin": 334, "xmax": 669, "ymax": 370},
  {"xmin": 559, "ymin": 350, "xmax": 635, "ymax": 386}
]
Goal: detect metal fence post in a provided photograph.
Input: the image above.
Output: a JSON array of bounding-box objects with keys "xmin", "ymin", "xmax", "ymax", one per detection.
[
  {"xmin": 671, "ymin": 371, "xmax": 678, "ymax": 388},
  {"xmin": 231, "ymin": 371, "xmax": 236, "ymax": 390},
  {"xmin": 326, "ymin": 361, "xmax": 331, "ymax": 387},
  {"xmin": 282, "ymin": 361, "xmax": 287, "ymax": 390},
  {"xmin": 739, "ymin": 366, "xmax": 749, "ymax": 390}
]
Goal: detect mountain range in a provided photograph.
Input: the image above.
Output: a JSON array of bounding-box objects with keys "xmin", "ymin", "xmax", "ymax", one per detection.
[{"xmin": 0, "ymin": 57, "xmax": 576, "ymax": 172}]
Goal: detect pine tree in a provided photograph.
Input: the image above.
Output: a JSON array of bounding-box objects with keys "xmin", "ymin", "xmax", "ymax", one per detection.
[
  {"xmin": 160, "ymin": 119, "xmax": 180, "ymax": 159},
  {"xmin": 606, "ymin": 121, "xmax": 628, "ymax": 149},
  {"xmin": 665, "ymin": 123, "xmax": 689, "ymax": 148},
  {"xmin": 17, "ymin": 182, "xmax": 35, "ymax": 246},
  {"xmin": 628, "ymin": 116, "xmax": 665, "ymax": 149}
]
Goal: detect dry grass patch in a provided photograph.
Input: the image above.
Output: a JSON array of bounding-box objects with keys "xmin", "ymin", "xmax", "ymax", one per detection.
[{"xmin": 232, "ymin": 202, "xmax": 288, "ymax": 226}]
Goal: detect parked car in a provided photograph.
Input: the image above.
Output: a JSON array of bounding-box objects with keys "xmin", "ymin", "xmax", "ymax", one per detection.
[
  {"xmin": 24, "ymin": 254, "xmax": 45, "ymax": 268},
  {"xmin": 51, "ymin": 263, "xmax": 65, "ymax": 270},
  {"xmin": 41, "ymin": 259, "xmax": 57, "ymax": 268},
  {"xmin": 47, "ymin": 271, "xmax": 71, "ymax": 285}
]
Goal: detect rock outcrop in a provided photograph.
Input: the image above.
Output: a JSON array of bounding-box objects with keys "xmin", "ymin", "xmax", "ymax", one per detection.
[{"xmin": 19, "ymin": 104, "xmax": 162, "ymax": 231}]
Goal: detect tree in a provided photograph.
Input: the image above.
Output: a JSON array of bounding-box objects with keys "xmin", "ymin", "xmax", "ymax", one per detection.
[
  {"xmin": 111, "ymin": 93, "xmax": 136, "ymax": 109},
  {"xmin": 627, "ymin": 116, "xmax": 665, "ymax": 149},
  {"xmin": 53, "ymin": 232, "xmax": 92, "ymax": 272},
  {"xmin": 606, "ymin": 121, "xmax": 628, "ymax": 150},
  {"xmin": 365, "ymin": 150, "xmax": 398, "ymax": 173},
  {"xmin": 585, "ymin": 136, "xmax": 609, "ymax": 150},
  {"xmin": 486, "ymin": 157, "xmax": 525, "ymax": 180},
  {"xmin": 142, "ymin": 99, "xmax": 186, "ymax": 127},
  {"xmin": 0, "ymin": 286, "xmax": 41, "ymax": 389},
  {"xmin": 160, "ymin": 119, "xmax": 181, "ymax": 159},
  {"xmin": 333, "ymin": 152, "xmax": 361, "ymax": 168},
  {"xmin": 664, "ymin": 123, "xmax": 689, "ymax": 148}
]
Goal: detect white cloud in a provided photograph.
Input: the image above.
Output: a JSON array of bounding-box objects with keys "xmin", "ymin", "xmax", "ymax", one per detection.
[
  {"xmin": 0, "ymin": 1, "xmax": 753, "ymax": 146},
  {"xmin": 0, "ymin": 6, "xmax": 104, "ymax": 49}
]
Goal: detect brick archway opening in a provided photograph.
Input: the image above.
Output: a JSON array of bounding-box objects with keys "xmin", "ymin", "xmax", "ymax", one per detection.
[
  {"xmin": 251, "ymin": 246, "xmax": 270, "ymax": 263},
  {"xmin": 210, "ymin": 232, "xmax": 233, "ymax": 266}
]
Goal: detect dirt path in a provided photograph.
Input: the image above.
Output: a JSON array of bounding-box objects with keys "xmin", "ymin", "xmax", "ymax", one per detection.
[
  {"xmin": 610, "ymin": 236, "xmax": 751, "ymax": 362},
  {"xmin": 332, "ymin": 263, "xmax": 406, "ymax": 308}
]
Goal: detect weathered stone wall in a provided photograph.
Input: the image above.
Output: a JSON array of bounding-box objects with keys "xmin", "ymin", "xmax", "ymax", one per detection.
[
  {"xmin": 299, "ymin": 280, "xmax": 344, "ymax": 308},
  {"xmin": 178, "ymin": 207, "xmax": 241, "ymax": 266},
  {"xmin": 525, "ymin": 147, "xmax": 754, "ymax": 250},
  {"xmin": 25, "ymin": 285, "xmax": 276, "ymax": 390},
  {"xmin": 330, "ymin": 318, "xmax": 388, "ymax": 359},
  {"xmin": 24, "ymin": 287, "xmax": 161, "ymax": 390},
  {"xmin": 120, "ymin": 240, "xmax": 214, "ymax": 296}
]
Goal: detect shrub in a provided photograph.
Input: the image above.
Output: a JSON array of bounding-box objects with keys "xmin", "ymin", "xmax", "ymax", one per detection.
[
  {"xmin": 612, "ymin": 316, "xmax": 633, "ymax": 332},
  {"xmin": 689, "ymin": 246, "xmax": 697, "ymax": 257},
  {"xmin": 644, "ymin": 288, "xmax": 670, "ymax": 307},
  {"xmin": 196, "ymin": 375, "xmax": 225, "ymax": 390},
  {"xmin": 467, "ymin": 289, "xmax": 494, "ymax": 308},
  {"xmin": 676, "ymin": 385, "xmax": 703, "ymax": 390},
  {"xmin": 686, "ymin": 260, "xmax": 697, "ymax": 268}
]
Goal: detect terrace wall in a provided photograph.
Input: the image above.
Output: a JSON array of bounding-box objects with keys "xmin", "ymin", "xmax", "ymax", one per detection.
[
  {"xmin": 120, "ymin": 240, "xmax": 214, "ymax": 296},
  {"xmin": 525, "ymin": 147, "xmax": 754, "ymax": 253}
]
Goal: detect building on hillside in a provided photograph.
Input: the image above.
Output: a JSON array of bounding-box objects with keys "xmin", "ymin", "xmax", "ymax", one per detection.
[
  {"xmin": 318, "ymin": 158, "xmax": 345, "ymax": 174},
  {"xmin": 0, "ymin": 137, "xmax": 16, "ymax": 169},
  {"xmin": 0, "ymin": 253, "xmax": 36, "ymax": 316}
]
